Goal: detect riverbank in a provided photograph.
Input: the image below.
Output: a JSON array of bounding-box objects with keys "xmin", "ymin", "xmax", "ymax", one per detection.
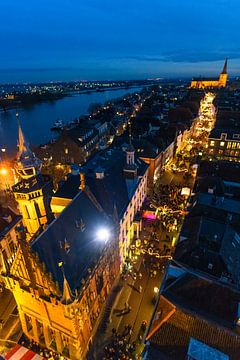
[
  {"xmin": 0, "ymin": 86, "xmax": 144, "ymax": 155},
  {"xmin": 0, "ymin": 85, "xmax": 147, "ymax": 113}
]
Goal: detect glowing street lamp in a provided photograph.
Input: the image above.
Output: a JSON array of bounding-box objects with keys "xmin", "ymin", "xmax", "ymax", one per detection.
[
  {"xmin": 0, "ymin": 168, "xmax": 7, "ymax": 175},
  {"xmin": 96, "ymin": 227, "xmax": 110, "ymax": 243},
  {"xmin": 154, "ymin": 287, "xmax": 159, "ymax": 294}
]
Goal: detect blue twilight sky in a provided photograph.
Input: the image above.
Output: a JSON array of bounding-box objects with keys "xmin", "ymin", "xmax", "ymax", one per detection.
[{"xmin": 0, "ymin": 0, "xmax": 239, "ymax": 83}]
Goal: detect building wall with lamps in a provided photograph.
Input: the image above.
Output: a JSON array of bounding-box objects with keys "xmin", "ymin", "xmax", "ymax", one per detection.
[
  {"xmin": 207, "ymin": 130, "xmax": 240, "ymax": 162},
  {"xmin": 2, "ymin": 191, "xmax": 119, "ymax": 360}
]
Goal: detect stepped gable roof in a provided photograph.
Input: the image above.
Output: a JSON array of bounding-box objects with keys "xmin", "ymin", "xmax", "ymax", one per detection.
[
  {"xmin": 31, "ymin": 190, "xmax": 113, "ymax": 292},
  {"xmin": 209, "ymin": 128, "xmax": 240, "ymax": 141}
]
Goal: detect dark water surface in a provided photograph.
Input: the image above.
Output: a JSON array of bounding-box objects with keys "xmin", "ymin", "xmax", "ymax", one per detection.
[{"xmin": 0, "ymin": 87, "xmax": 141, "ymax": 156}]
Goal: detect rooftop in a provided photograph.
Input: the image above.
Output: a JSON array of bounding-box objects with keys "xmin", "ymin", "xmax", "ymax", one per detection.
[
  {"xmin": 146, "ymin": 270, "xmax": 240, "ymax": 360},
  {"xmin": 163, "ymin": 272, "xmax": 240, "ymax": 325},
  {"xmin": 54, "ymin": 147, "xmax": 148, "ymax": 218},
  {"xmin": 0, "ymin": 206, "xmax": 22, "ymax": 239},
  {"xmin": 31, "ymin": 190, "xmax": 114, "ymax": 292}
]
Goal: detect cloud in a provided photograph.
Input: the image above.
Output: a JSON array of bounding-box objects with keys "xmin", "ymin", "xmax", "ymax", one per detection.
[{"xmin": 126, "ymin": 49, "xmax": 240, "ymax": 63}]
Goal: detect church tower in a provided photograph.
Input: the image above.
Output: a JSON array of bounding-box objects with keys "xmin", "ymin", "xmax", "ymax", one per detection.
[
  {"xmin": 218, "ymin": 58, "xmax": 228, "ymax": 87},
  {"xmin": 12, "ymin": 116, "xmax": 53, "ymax": 238},
  {"xmin": 123, "ymin": 124, "xmax": 137, "ymax": 179}
]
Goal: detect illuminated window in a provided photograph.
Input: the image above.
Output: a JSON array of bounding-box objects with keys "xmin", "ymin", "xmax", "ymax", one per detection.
[
  {"xmin": 232, "ymin": 142, "xmax": 236, "ymax": 149},
  {"xmin": 220, "ymin": 141, "xmax": 225, "ymax": 147},
  {"xmin": 210, "ymin": 141, "xmax": 215, "ymax": 146},
  {"xmin": 65, "ymin": 148, "xmax": 68, "ymax": 154},
  {"xmin": 227, "ymin": 142, "xmax": 231, "ymax": 149}
]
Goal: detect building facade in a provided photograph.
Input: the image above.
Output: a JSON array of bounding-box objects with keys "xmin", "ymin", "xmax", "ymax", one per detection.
[
  {"xmin": 207, "ymin": 129, "xmax": 240, "ymax": 162},
  {"xmin": 0, "ymin": 206, "xmax": 22, "ymax": 274},
  {"xmin": 1, "ymin": 124, "xmax": 120, "ymax": 359},
  {"xmin": 12, "ymin": 123, "xmax": 54, "ymax": 238},
  {"xmin": 190, "ymin": 59, "xmax": 228, "ymax": 89}
]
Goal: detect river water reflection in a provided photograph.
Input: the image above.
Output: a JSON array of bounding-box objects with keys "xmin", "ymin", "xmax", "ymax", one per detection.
[{"xmin": 0, "ymin": 87, "xmax": 142, "ymax": 156}]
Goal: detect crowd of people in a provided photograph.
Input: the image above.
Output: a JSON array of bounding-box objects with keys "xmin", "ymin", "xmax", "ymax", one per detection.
[
  {"xmin": 152, "ymin": 183, "xmax": 185, "ymax": 234},
  {"xmin": 102, "ymin": 326, "xmax": 137, "ymax": 360},
  {"xmin": 20, "ymin": 338, "xmax": 67, "ymax": 360}
]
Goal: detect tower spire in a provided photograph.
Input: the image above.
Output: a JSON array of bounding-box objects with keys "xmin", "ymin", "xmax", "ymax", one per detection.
[
  {"xmin": 221, "ymin": 58, "xmax": 228, "ymax": 74},
  {"xmin": 126, "ymin": 121, "xmax": 135, "ymax": 166},
  {"xmin": 15, "ymin": 114, "xmax": 42, "ymax": 179},
  {"xmin": 16, "ymin": 113, "xmax": 28, "ymax": 155},
  {"xmin": 59, "ymin": 264, "xmax": 74, "ymax": 304}
]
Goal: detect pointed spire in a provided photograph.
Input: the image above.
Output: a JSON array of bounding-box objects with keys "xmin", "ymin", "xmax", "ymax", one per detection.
[
  {"xmin": 126, "ymin": 121, "xmax": 135, "ymax": 154},
  {"xmin": 17, "ymin": 113, "xmax": 28, "ymax": 155},
  {"xmin": 15, "ymin": 114, "xmax": 42, "ymax": 179},
  {"xmin": 59, "ymin": 265, "xmax": 74, "ymax": 304},
  {"xmin": 221, "ymin": 58, "xmax": 228, "ymax": 74}
]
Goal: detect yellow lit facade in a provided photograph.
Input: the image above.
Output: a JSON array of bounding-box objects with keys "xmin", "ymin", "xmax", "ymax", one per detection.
[
  {"xmin": 190, "ymin": 59, "xmax": 228, "ymax": 89},
  {"xmin": 12, "ymin": 122, "xmax": 53, "ymax": 238},
  {"xmin": 4, "ymin": 124, "xmax": 120, "ymax": 359}
]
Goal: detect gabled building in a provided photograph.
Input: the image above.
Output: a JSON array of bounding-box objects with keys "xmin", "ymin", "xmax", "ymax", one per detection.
[
  {"xmin": 190, "ymin": 59, "xmax": 228, "ymax": 89},
  {"xmin": 12, "ymin": 122, "xmax": 54, "ymax": 238},
  {"xmin": 174, "ymin": 161, "xmax": 240, "ymax": 287},
  {"xmin": 51, "ymin": 142, "xmax": 149, "ymax": 269},
  {"xmin": 144, "ymin": 263, "xmax": 240, "ymax": 360},
  {"xmin": 1, "ymin": 124, "xmax": 120, "ymax": 359}
]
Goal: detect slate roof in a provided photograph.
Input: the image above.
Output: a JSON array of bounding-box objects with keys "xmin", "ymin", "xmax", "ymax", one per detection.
[
  {"xmin": 163, "ymin": 273, "xmax": 240, "ymax": 325},
  {"xmin": 196, "ymin": 161, "xmax": 240, "ymax": 188},
  {"xmin": 31, "ymin": 191, "xmax": 113, "ymax": 292},
  {"xmin": 64, "ymin": 126, "xmax": 98, "ymax": 147},
  {"xmin": 0, "ymin": 206, "xmax": 22, "ymax": 239},
  {"xmin": 53, "ymin": 174, "xmax": 80, "ymax": 199},
  {"xmin": 83, "ymin": 148, "xmax": 148, "ymax": 218},
  {"xmin": 148, "ymin": 300, "xmax": 240, "ymax": 360},
  {"xmin": 112, "ymin": 134, "xmax": 159, "ymax": 158},
  {"xmin": 146, "ymin": 273, "xmax": 240, "ymax": 360}
]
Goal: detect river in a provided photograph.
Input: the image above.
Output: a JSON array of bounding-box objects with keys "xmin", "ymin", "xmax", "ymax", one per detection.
[{"xmin": 0, "ymin": 87, "xmax": 142, "ymax": 157}]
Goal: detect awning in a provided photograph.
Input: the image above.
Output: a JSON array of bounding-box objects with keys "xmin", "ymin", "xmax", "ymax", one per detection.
[{"xmin": 3, "ymin": 345, "xmax": 45, "ymax": 360}]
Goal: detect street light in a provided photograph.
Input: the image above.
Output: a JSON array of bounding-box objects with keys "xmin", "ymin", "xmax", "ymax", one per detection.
[
  {"xmin": 154, "ymin": 287, "xmax": 159, "ymax": 294},
  {"xmin": 0, "ymin": 168, "xmax": 7, "ymax": 175},
  {"xmin": 96, "ymin": 227, "xmax": 110, "ymax": 243}
]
